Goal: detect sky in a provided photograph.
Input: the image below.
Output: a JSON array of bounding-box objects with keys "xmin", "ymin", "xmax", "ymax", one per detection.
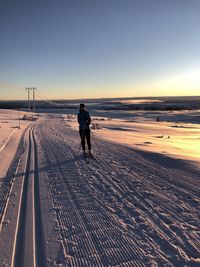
[{"xmin": 0, "ymin": 0, "xmax": 200, "ymax": 100}]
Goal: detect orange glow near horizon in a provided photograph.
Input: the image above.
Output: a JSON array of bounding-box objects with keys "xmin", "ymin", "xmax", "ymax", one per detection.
[{"xmin": 0, "ymin": 69, "xmax": 200, "ymax": 100}]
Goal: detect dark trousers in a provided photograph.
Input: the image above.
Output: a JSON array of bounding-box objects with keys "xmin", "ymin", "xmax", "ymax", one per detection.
[{"xmin": 79, "ymin": 128, "xmax": 91, "ymax": 151}]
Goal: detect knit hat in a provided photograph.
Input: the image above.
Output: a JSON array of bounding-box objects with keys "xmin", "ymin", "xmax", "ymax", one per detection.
[{"xmin": 80, "ymin": 103, "xmax": 85, "ymax": 108}]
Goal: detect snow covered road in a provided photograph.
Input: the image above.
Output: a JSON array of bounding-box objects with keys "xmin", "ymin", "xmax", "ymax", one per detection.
[{"xmin": 0, "ymin": 114, "xmax": 200, "ymax": 266}]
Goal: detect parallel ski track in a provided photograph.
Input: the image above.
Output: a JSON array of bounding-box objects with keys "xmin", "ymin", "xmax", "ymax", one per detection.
[
  {"xmin": 41, "ymin": 118, "xmax": 200, "ymax": 265},
  {"xmin": 0, "ymin": 127, "xmax": 27, "ymax": 227},
  {"xmin": 38, "ymin": 121, "xmax": 150, "ymax": 267},
  {"xmin": 32, "ymin": 128, "xmax": 47, "ymax": 267},
  {"xmin": 12, "ymin": 127, "xmax": 46, "ymax": 267}
]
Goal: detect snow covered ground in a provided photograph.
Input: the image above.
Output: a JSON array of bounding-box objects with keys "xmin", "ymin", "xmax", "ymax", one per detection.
[
  {"xmin": 66, "ymin": 110, "xmax": 200, "ymax": 162},
  {"xmin": 0, "ymin": 109, "xmax": 199, "ymax": 266},
  {"xmin": 0, "ymin": 109, "xmax": 34, "ymax": 183}
]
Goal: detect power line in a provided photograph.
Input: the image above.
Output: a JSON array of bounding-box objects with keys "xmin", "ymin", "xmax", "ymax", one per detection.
[
  {"xmin": 0, "ymin": 81, "xmax": 69, "ymax": 108},
  {"xmin": 0, "ymin": 82, "xmax": 25, "ymax": 92},
  {"xmin": 0, "ymin": 82, "xmax": 54, "ymax": 106},
  {"xmin": 36, "ymin": 91, "xmax": 67, "ymax": 107}
]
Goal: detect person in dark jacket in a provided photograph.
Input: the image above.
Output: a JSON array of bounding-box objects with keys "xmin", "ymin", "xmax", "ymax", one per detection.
[{"xmin": 78, "ymin": 103, "xmax": 92, "ymax": 154}]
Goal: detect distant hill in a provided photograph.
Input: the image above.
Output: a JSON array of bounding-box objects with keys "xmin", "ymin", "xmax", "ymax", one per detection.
[{"xmin": 0, "ymin": 96, "xmax": 200, "ymax": 111}]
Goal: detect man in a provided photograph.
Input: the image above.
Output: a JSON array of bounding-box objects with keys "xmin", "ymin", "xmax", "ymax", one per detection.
[{"xmin": 78, "ymin": 103, "xmax": 92, "ymax": 155}]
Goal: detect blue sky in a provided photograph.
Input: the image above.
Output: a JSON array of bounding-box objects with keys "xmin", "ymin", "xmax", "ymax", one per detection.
[{"xmin": 0, "ymin": 0, "xmax": 200, "ymax": 100}]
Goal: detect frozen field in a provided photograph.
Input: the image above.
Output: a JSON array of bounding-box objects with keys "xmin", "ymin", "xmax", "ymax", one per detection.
[
  {"xmin": 67, "ymin": 110, "xmax": 200, "ymax": 162},
  {"xmin": 0, "ymin": 109, "xmax": 199, "ymax": 266}
]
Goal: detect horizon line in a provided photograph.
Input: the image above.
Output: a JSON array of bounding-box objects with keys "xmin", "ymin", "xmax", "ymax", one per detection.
[{"xmin": 0, "ymin": 95, "xmax": 200, "ymax": 102}]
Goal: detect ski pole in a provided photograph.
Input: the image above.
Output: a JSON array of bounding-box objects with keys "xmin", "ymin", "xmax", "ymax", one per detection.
[{"xmin": 91, "ymin": 130, "xmax": 102, "ymax": 155}]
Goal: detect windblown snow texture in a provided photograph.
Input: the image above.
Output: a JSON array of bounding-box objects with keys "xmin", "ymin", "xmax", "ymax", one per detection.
[{"xmin": 0, "ymin": 113, "xmax": 199, "ymax": 266}]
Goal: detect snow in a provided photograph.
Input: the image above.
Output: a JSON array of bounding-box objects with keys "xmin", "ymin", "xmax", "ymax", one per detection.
[
  {"xmin": 0, "ymin": 108, "xmax": 200, "ymax": 266},
  {"xmin": 0, "ymin": 109, "xmax": 33, "ymax": 179},
  {"xmin": 66, "ymin": 110, "xmax": 200, "ymax": 162}
]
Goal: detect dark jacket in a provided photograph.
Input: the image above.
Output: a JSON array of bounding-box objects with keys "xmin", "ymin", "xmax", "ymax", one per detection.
[{"xmin": 78, "ymin": 110, "xmax": 91, "ymax": 130}]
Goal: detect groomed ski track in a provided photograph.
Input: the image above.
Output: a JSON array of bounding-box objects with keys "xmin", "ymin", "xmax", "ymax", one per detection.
[
  {"xmin": 0, "ymin": 114, "xmax": 200, "ymax": 266},
  {"xmin": 0, "ymin": 127, "xmax": 47, "ymax": 267},
  {"xmin": 12, "ymin": 127, "xmax": 46, "ymax": 267}
]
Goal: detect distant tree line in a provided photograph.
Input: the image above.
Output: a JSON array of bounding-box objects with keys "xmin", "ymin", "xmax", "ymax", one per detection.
[{"xmin": 0, "ymin": 99, "xmax": 199, "ymax": 111}]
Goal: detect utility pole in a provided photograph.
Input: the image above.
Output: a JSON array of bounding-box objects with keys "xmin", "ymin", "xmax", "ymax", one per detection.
[
  {"xmin": 26, "ymin": 87, "xmax": 32, "ymax": 111},
  {"xmin": 32, "ymin": 88, "xmax": 37, "ymax": 113}
]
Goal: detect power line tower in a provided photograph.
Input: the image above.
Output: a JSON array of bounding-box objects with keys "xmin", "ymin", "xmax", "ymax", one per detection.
[
  {"xmin": 32, "ymin": 88, "xmax": 37, "ymax": 113},
  {"xmin": 26, "ymin": 87, "xmax": 32, "ymax": 111},
  {"xmin": 26, "ymin": 87, "xmax": 37, "ymax": 112}
]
